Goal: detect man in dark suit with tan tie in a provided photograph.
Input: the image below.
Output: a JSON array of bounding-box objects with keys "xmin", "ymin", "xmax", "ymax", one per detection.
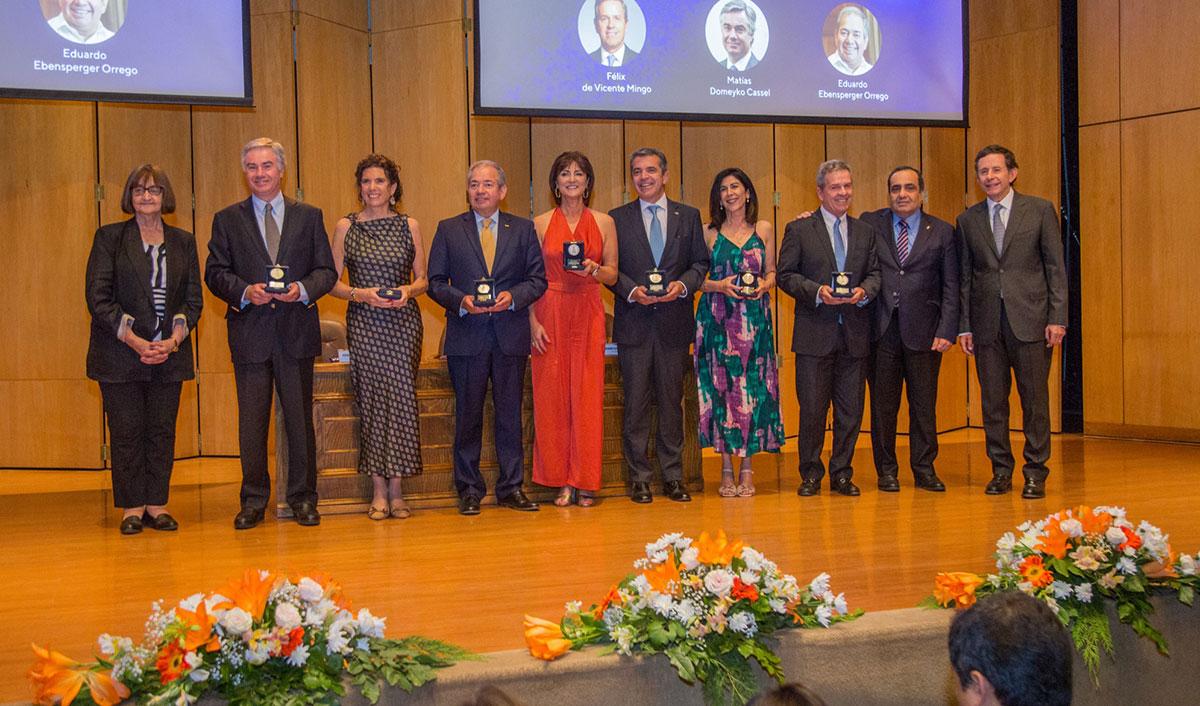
[
  {"xmin": 608, "ymin": 147, "xmax": 709, "ymax": 503},
  {"xmin": 204, "ymin": 137, "xmax": 337, "ymax": 529},
  {"xmin": 957, "ymin": 145, "xmax": 1067, "ymax": 499},
  {"xmin": 427, "ymin": 160, "xmax": 547, "ymax": 516},
  {"xmin": 860, "ymin": 166, "xmax": 959, "ymax": 492},
  {"xmin": 778, "ymin": 159, "xmax": 880, "ymax": 497}
]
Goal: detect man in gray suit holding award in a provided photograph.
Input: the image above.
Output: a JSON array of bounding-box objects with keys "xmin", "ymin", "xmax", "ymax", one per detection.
[{"xmin": 957, "ymin": 145, "xmax": 1067, "ymax": 499}]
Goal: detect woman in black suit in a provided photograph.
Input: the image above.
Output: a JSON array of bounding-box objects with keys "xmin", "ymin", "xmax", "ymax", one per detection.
[{"xmin": 85, "ymin": 164, "xmax": 203, "ymax": 535}]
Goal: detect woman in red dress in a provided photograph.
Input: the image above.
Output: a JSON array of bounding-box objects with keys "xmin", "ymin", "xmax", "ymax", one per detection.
[{"xmin": 530, "ymin": 151, "xmax": 618, "ymax": 507}]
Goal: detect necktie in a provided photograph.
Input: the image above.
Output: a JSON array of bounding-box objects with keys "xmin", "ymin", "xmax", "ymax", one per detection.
[
  {"xmin": 480, "ymin": 217, "xmax": 496, "ymax": 273},
  {"xmin": 263, "ymin": 202, "xmax": 281, "ymax": 261},
  {"xmin": 833, "ymin": 217, "xmax": 847, "ymax": 271},
  {"xmin": 897, "ymin": 219, "xmax": 910, "ymax": 265},
  {"xmin": 607, "ymin": 54, "xmax": 616, "ymax": 67},
  {"xmin": 647, "ymin": 205, "xmax": 664, "ymax": 266},
  {"xmin": 992, "ymin": 204, "xmax": 1005, "ymax": 254}
]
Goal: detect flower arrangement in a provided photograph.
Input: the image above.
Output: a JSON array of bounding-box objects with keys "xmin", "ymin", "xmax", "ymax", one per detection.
[
  {"xmin": 929, "ymin": 505, "xmax": 1200, "ymax": 680},
  {"xmin": 524, "ymin": 530, "xmax": 861, "ymax": 706},
  {"xmin": 29, "ymin": 570, "xmax": 474, "ymax": 705}
]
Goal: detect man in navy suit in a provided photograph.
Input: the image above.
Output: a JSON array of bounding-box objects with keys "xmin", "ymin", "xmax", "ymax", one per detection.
[
  {"xmin": 860, "ymin": 166, "xmax": 959, "ymax": 493},
  {"xmin": 589, "ymin": 0, "xmax": 637, "ymax": 67},
  {"xmin": 957, "ymin": 145, "xmax": 1067, "ymax": 500},
  {"xmin": 718, "ymin": 0, "xmax": 760, "ymax": 71},
  {"xmin": 205, "ymin": 137, "xmax": 337, "ymax": 529},
  {"xmin": 427, "ymin": 160, "xmax": 547, "ymax": 515},
  {"xmin": 778, "ymin": 159, "xmax": 880, "ymax": 497},
  {"xmin": 607, "ymin": 147, "xmax": 709, "ymax": 503}
]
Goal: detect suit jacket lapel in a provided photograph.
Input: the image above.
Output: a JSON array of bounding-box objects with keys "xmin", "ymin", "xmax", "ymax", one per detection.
[
  {"xmin": 661, "ymin": 200, "xmax": 684, "ymax": 267},
  {"xmin": 122, "ymin": 219, "xmax": 153, "ymax": 304},
  {"xmin": 239, "ymin": 198, "xmax": 273, "ymax": 265},
  {"xmin": 625, "ymin": 201, "xmax": 655, "ymax": 268},
  {"xmin": 491, "ymin": 212, "xmax": 515, "ymax": 275},
  {"xmin": 1001, "ymin": 192, "xmax": 1030, "ymax": 259},
  {"xmin": 905, "ymin": 216, "xmax": 933, "ymax": 264},
  {"xmin": 811, "ymin": 216, "xmax": 836, "ymax": 270},
  {"xmin": 463, "ymin": 212, "xmax": 489, "ymax": 275},
  {"xmin": 164, "ymin": 227, "xmax": 185, "ymax": 307},
  {"xmin": 879, "ymin": 215, "xmax": 900, "ymax": 267}
]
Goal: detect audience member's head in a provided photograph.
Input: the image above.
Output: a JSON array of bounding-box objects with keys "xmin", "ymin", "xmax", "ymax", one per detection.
[
  {"xmin": 948, "ymin": 591, "xmax": 1072, "ymax": 706},
  {"xmin": 748, "ymin": 681, "xmax": 828, "ymax": 706}
]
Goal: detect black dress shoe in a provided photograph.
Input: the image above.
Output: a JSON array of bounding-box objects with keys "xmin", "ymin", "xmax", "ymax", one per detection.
[
  {"xmin": 831, "ymin": 478, "xmax": 861, "ymax": 496},
  {"xmin": 234, "ymin": 507, "xmax": 265, "ymax": 530},
  {"xmin": 144, "ymin": 512, "xmax": 179, "ymax": 531},
  {"xmin": 914, "ymin": 473, "xmax": 946, "ymax": 492},
  {"xmin": 458, "ymin": 496, "xmax": 481, "ymax": 516},
  {"xmin": 1021, "ymin": 478, "xmax": 1046, "ymax": 499},
  {"xmin": 630, "ymin": 482, "xmax": 652, "ymax": 504},
  {"xmin": 498, "ymin": 490, "xmax": 539, "ymax": 511},
  {"xmin": 877, "ymin": 475, "xmax": 901, "ymax": 492},
  {"xmin": 797, "ymin": 479, "xmax": 820, "ymax": 496},
  {"xmin": 291, "ymin": 501, "xmax": 321, "ymax": 526},
  {"xmin": 663, "ymin": 480, "xmax": 692, "ymax": 502},
  {"xmin": 119, "ymin": 515, "xmax": 143, "ymax": 535},
  {"xmin": 985, "ymin": 476, "xmax": 1012, "ymax": 495}
]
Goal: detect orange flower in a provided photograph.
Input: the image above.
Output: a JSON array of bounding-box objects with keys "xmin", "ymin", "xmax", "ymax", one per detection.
[
  {"xmin": 1118, "ymin": 526, "xmax": 1142, "ymax": 552},
  {"xmin": 694, "ymin": 530, "xmax": 744, "ymax": 566},
  {"xmin": 28, "ymin": 644, "xmax": 128, "ymax": 706},
  {"xmin": 642, "ymin": 555, "xmax": 682, "ymax": 596},
  {"xmin": 281, "ymin": 627, "xmax": 305, "ymax": 657},
  {"xmin": 216, "ymin": 569, "xmax": 278, "ymax": 619},
  {"xmin": 593, "ymin": 584, "xmax": 623, "ymax": 618},
  {"xmin": 731, "ymin": 578, "xmax": 759, "ymax": 602},
  {"xmin": 1076, "ymin": 506, "xmax": 1112, "ymax": 535},
  {"xmin": 933, "ymin": 572, "xmax": 985, "ymax": 609},
  {"xmin": 177, "ymin": 599, "xmax": 221, "ymax": 653},
  {"xmin": 1019, "ymin": 556, "xmax": 1054, "ymax": 588},
  {"xmin": 156, "ymin": 642, "xmax": 187, "ymax": 684},
  {"xmin": 523, "ymin": 615, "xmax": 571, "ymax": 661},
  {"xmin": 1038, "ymin": 523, "xmax": 1071, "ymax": 559}
]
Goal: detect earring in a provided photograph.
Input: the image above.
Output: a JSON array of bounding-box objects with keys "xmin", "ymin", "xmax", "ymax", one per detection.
[
  {"xmin": 554, "ymin": 187, "xmax": 561, "ymax": 199},
  {"xmin": 584, "ymin": 189, "xmax": 590, "ymax": 200},
  {"xmin": 389, "ymin": 196, "xmax": 396, "ymax": 205}
]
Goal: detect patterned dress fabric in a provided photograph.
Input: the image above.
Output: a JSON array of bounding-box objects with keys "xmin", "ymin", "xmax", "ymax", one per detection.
[
  {"xmin": 695, "ymin": 232, "xmax": 784, "ymax": 456},
  {"xmin": 344, "ymin": 213, "xmax": 423, "ymax": 477},
  {"xmin": 531, "ymin": 208, "xmax": 606, "ymax": 492}
]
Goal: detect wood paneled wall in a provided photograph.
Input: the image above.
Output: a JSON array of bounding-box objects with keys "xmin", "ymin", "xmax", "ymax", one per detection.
[
  {"xmin": 0, "ymin": 0, "xmax": 1062, "ymax": 467},
  {"xmin": 1079, "ymin": 0, "xmax": 1200, "ymax": 441}
]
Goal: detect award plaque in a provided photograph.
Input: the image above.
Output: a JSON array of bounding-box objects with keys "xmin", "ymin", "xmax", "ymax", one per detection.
[
  {"xmin": 265, "ymin": 264, "xmax": 289, "ymax": 294},
  {"xmin": 645, "ymin": 268, "xmax": 667, "ymax": 296},
  {"xmin": 737, "ymin": 271, "xmax": 759, "ymax": 297},
  {"xmin": 377, "ymin": 287, "xmax": 404, "ymax": 301},
  {"xmin": 563, "ymin": 241, "xmax": 585, "ymax": 271},
  {"xmin": 830, "ymin": 271, "xmax": 854, "ymax": 298},
  {"xmin": 473, "ymin": 278, "xmax": 496, "ymax": 306}
]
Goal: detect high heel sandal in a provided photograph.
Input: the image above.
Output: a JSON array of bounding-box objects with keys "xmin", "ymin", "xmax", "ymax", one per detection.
[
  {"xmin": 576, "ymin": 492, "xmax": 596, "ymax": 508},
  {"xmin": 389, "ymin": 498, "xmax": 412, "ymax": 519},
  {"xmin": 367, "ymin": 504, "xmax": 389, "ymax": 521},
  {"xmin": 736, "ymin": 468, "xmax": 756, "ymax": 497},
  {"xmin": 718, "ymin": 468, "xmax": 738, "ymax": 497},
  {"xmin": 553, "ymin": 487, "xmax": 574, "ymax": 507}
]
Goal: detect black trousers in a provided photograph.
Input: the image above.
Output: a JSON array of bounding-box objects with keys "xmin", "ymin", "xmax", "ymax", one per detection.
[
  {"xmin": 617, "ymin": 337, "xmax": 688, "ymax": 485},
  {"xmin": 795, "ymin": 327, "xmax": 866, "ymax": 483},
  {"xmin": 974, "ymin": 305, "xmax": 1053, "ymax": 481},
  {"xmin": 446, "ymin": 327, "xmax": 528, "ymax": 500},
  {"xmin": 868, "ymin": 312, "xmax": 943, "ymax": 479},
  {"xmin": 100, "ymin": 379, "xmax": 183, "ymax": 508},
  {"xmin": 233, "ymin": 345, "xmax": 317, "ymax": 509}
]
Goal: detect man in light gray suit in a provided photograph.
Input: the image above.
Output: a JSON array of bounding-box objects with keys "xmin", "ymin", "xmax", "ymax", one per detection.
[{"xmin": 957, "ymin": 144, "xmax": 1067, "ymax": 500}]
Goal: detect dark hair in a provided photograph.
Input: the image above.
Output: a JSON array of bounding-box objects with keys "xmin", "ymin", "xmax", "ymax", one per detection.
[
  {"xmin": 355, "ymin": 153, "xmax": 403, "ymax": 211},
  {"xmin": 747, "ymin": 682, "xmax": 828, "ymax": 706},
  {"xmin": 120, "ymin": 164, "xmax": 177, "ymax": 214},
  {"xmin": 948, "ymin": 592, "xmax": 1073, "ymax": 706},
  {"xmin": 548, "ymin": 151, "xmax": 595, "ymax": 206},
  {"xmin": 707, "ymin": 167, "xmax": 758, "ymax": 230},
  {"xmin": 629, "ymin": 146, "xmax": 668, "ymax": 173},
  {"xmin": 974, "ymin": 144, "xmax": 1018, "ymax": 171},
  {"xmin": 887, "ymin": 165, "xmax": 924, "ymax": 192}
]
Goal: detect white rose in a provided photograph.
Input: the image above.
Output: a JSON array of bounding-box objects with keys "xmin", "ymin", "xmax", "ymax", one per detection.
[
  {"xmin": 1180, "ymin": 554, "xmax": 1197, "ymax": 576},
  {"xmin": 1105, "ymin": 526, "xmax": 1127, "ymax": 546},
  {"xmin": 704, "ymin": 569, "xmax": 734, "ymax": 597},
  {"xmin": 679, "ymin": 546, "xmax": 700, "ymax": 570},
  {"xmin": 1060, "ymin": 518, "xmax": 1084, "ymax": 537},
  {"xmin": 220, "ymin": 607, "xmax": 253, "ymax": 634},
  {"xmin": 297, "ymin": 577, "xmax": 324, "ymax": 603},
  {"xmin": 274, "ymin": 602, "xmax": 302, "ymax": 631}
]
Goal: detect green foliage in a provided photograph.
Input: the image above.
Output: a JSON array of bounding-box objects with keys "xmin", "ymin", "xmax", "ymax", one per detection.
[
  {"xmin": 345, "ymin": 636, "xmax": 479, "ymax": 705},
  {"xmin": 1070, "ymin": 608, "xmax": 1113, "ymax": 684}
]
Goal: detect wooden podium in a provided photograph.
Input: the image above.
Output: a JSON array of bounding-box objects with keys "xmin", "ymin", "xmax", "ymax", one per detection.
[{"xmin": 275, "ymin": 357, "xmax": 703, "ymax": 516}]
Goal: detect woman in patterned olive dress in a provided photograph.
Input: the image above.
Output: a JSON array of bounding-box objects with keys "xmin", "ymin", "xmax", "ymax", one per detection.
[
  {"xmin": 331, "ymin": 154, "xmax": 427, "ymax": 520},
  {"xmin": 695, "ymin": 167, "xmax": 784, "ymax": 497}
]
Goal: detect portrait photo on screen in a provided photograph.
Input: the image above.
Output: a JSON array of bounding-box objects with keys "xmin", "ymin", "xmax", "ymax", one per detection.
[
  {"xmin": 704, "ymin": 0, "xmax": 770, "ymax": 72},
  {"xmin": 822, "ymin": 3, "xmax": 881, "ymax": 77},
  {"xmin": 577, "ymin": 0, "xmax": 647, "ymax": 68},
  {"xmin": 41, "ymin": 0, "xmax": 126, "ymax": 45}
]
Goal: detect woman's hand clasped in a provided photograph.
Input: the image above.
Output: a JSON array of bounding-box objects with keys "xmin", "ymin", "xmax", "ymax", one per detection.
[{"xmin": 531, "ymin": 320, "xmax": 549, "ymax": 355}]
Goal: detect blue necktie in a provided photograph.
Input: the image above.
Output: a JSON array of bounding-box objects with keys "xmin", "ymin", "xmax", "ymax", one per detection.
[
  {"xmin": 607, "ymin": 54, "xmax": 616, "ymax": 67},
  {"xmin": 833, "ymin": 217, "xmax": 847, "ymax": 271},
  {"xmin": 647, "ymin": 205, "xmax": 664, "ymax": 266}
]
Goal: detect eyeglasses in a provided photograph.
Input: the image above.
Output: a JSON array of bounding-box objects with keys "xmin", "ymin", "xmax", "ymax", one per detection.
[{"xmin": 132, "ymin": 186, "xmax": 165, "ymax": 197}]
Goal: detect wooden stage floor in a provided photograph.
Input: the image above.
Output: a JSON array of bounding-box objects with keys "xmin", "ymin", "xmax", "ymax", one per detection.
[{"xmin": 2, "ymin": 429, "xmax": 1199, "ymax": 702}]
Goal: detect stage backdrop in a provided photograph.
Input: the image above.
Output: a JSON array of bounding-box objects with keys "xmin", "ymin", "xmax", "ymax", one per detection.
[{"xmin": 0, "ymin": 0, "xmax": 1064, "ymax": 468}]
